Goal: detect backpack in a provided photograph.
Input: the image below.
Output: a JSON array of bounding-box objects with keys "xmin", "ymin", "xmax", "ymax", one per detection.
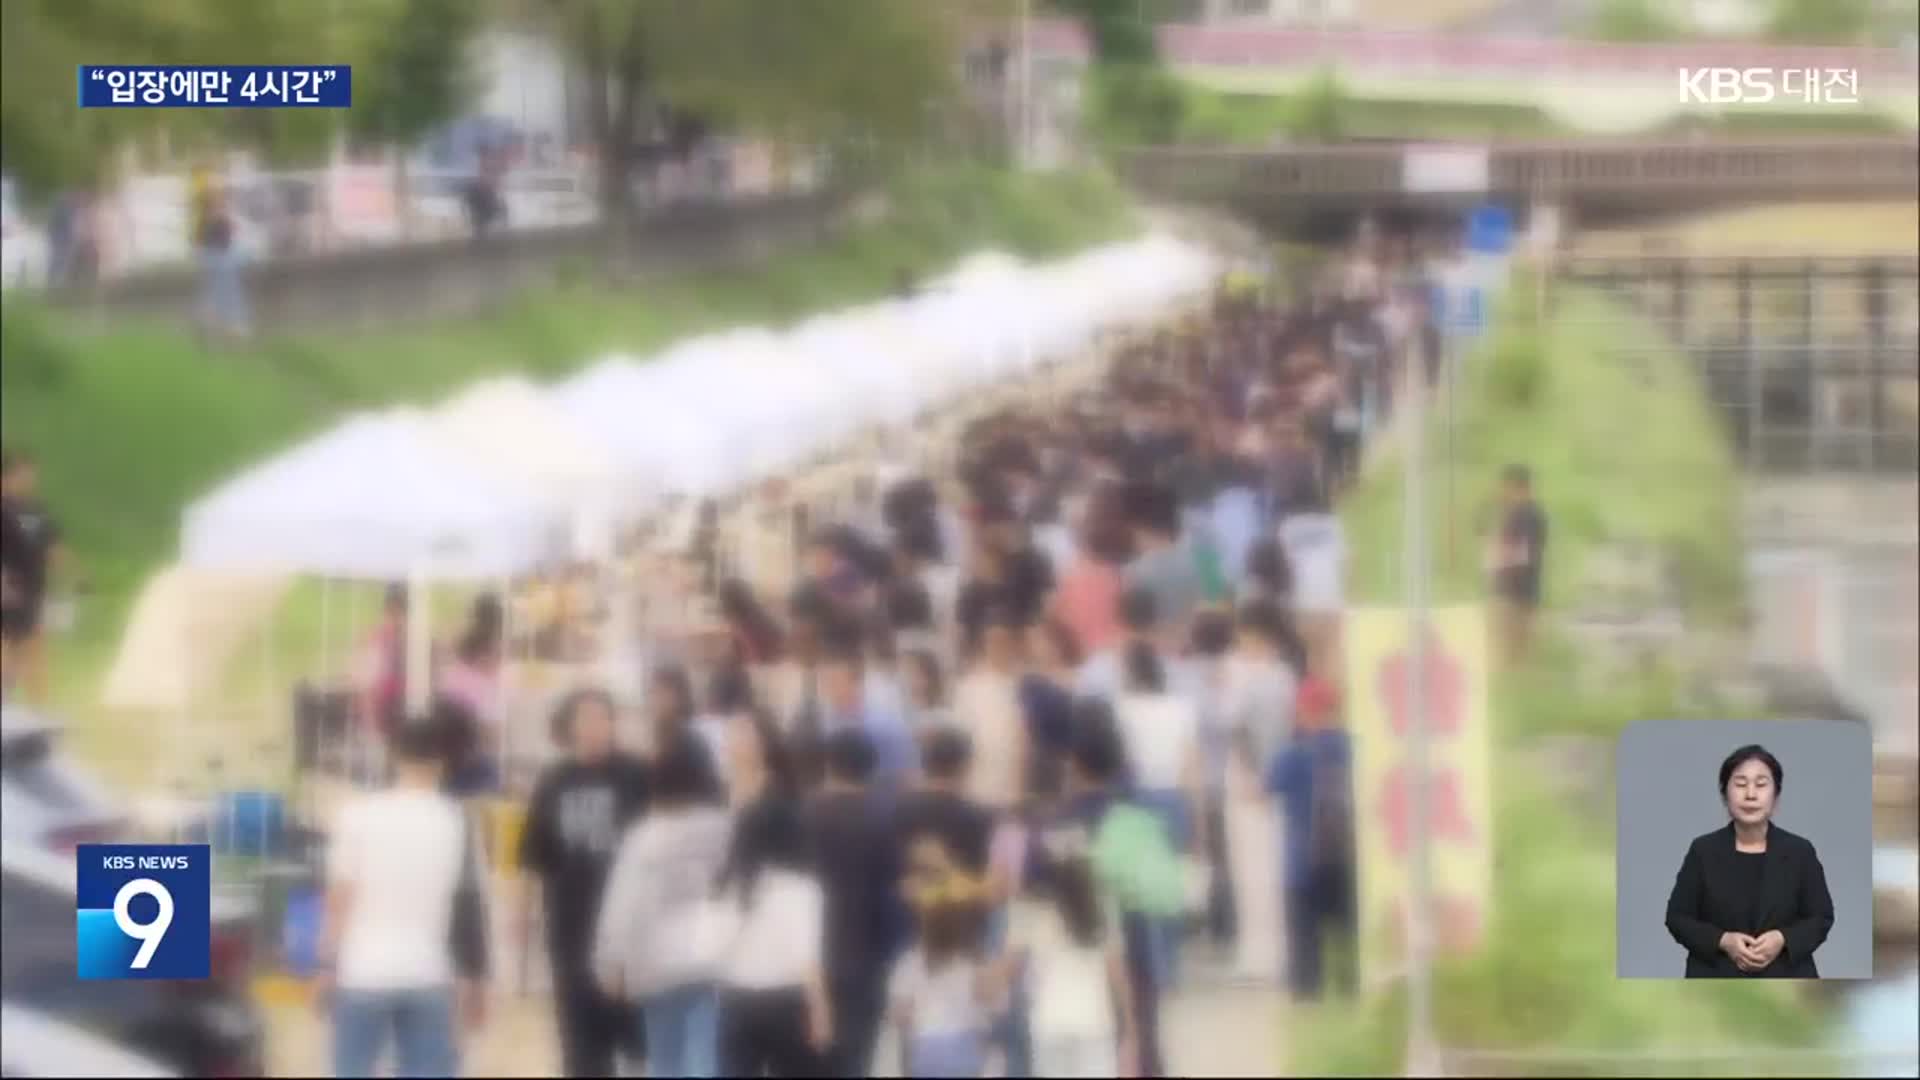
[
  {"xmin": 1306, "ymin": 738, "xmax": 1354, "ymax": 874},
  {"xmin": 1091, "ymin": 802, "xmax": 1186, "ymax": 918},
  {"xmin": 1190, "ymin": 534, "xmax": 1229, "ymax": 604}
]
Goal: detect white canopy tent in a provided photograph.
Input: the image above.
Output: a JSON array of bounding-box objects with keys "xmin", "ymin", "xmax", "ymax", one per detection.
[
  {"xmin": 783, "ymin": 304, "xmax": 945, "ymax": 431},
  {"xmin": 421, "ymin": 377, "xmax": 631, "ymax": 541},
  {"xmin": 550, "ymin": 355, "xmax": 745, "ymax": 501},
  {"xmin": 182, "ymin": 411, "xmax": 562, "ymax": 582},
  {"xmin": 177, "ymin": 409, "xmax": 568, "ymax": 801},
  {"xmin": 903, "ymin": 283, "xmax": 1034, "ymax": 391},
  {"xmin": 659, "ymin": 332, "xmax": 846, "ymax": 480}
]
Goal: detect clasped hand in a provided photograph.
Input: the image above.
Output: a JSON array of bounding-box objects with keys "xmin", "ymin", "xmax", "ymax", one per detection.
[{"xmin": 1719, "ymin": 929, "xmax": 1785, "ymax": 972}]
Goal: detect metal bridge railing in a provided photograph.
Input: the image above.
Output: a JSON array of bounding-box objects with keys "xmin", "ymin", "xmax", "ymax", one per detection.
[
  {"xmin": 1119, "ymin": 138, "xmax": 1920, "ymax": 202},
  {"xmin": 1559, "ymin": 256, "xmax": 1920, "ymax": 476}
]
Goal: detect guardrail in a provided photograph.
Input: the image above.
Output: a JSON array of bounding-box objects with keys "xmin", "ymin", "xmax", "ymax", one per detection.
[{"xmin": 1117, "ymin": 136, "xmax": 1920, "ymax": 202}]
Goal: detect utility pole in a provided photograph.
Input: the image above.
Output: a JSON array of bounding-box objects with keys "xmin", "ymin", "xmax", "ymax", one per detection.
[{"xmin": 1403, "ymin": 321, "xmax": 1443, "ymax": 1079}]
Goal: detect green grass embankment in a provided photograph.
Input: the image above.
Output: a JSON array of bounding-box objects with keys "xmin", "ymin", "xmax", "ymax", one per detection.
[
  {"xmin": 1173, "ymin": 84, "xmax": 1909, "ymax": 145},
  {"xmin": 1291, "ymin": 283, "xmax": 1824, "ymax": 1072},
  {"xmin": 0, "ymin": 165, "xmax": 1137, "ymax": 717}
]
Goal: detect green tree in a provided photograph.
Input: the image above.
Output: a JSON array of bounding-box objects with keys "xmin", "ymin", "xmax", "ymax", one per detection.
[
  {"xmin": 1051, "ymin": 0, "xmax": 1183, "ymax": 150},
  {"xmin": 352, "ymin": 0, "xmax": 482, "ymax": 152},
  {"xmin": 350, "ymin": 0, "xmax": 485, "ymax": 231},
  {"xmin": 537, "ymin": 0, "xmax": 964, "ymax": 240},
  {"xmin": 0, "ymin": 0, "xmax": 195, "ymax": 198},
  {"xmin": 1085, "ymin": 65, "xmax": 1186, "ymax": 147},
  {"xmin": 1584, "ymin": 0, "xmax": 1690, "ymax": 42},
  {"xmin": 0, "ymin": 0, "xmax": 442, "ymax": 200},
  {"xmin": 1049, "ymin": 0, "xmax": 1159, "ymax": 64},
  {"xmin": 1766, "ymin": 0, "xmax": 1874, "ymax": 44},
  {"xmin": 1286, "ymin": 69, "xmax": 1348, "ymax": 142}
]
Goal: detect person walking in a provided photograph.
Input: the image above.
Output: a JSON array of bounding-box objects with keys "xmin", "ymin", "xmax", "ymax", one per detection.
[
  {"xmin": 816, "ymin": 648, "xmax": 919, "ymax": 790},
  {"xmin": 1265, "ymin": 677, "xmax": 1357, "ymax": 1000},
  {"xmin": 998, "ymin": 849, "xmax": 1137, "ymax": 1077},
  {"xmin": 1, "ymin": 451, "xmax": 71, "ymax": 707},
  {"xmin": 1025, "ymin": 706, "xmax": 1170, "ymax": 1076},
  {"xmin": 438, "ymin": 594, "xmax": 505, "ymax": 795},
  {"xmin": 889, "ymin": 852, "xmax": 996, "ymax": 1078},
  {"xmin": 1112, "ymin": 642, "xmax": 1207, "ymax": 993},
  {"xmin": 195, "ymin": 183, "xmax": 249, "ymax": 341},
  {"xmin": 1487, "ymin": 464, "xmax": 1548, "ymax": 664},
  {"xmin": 714, "ymin": 708, "xmax": 833, "ymax": 1077},
  {"xmin": 806, "ymin": 731, "xmax": 907, "ymax": 1077},
  {"xmin": 319, "ymin": 720, "xmax": 491, "ymax": 1078},
  {"xmin": 595, "ymin": 734, "xmax": 732, "ymax": 1077},
  {"xmin": 518, "ymin": 689, "xmax": 653, "ymax": 1077},
  {"xmin": 1019, "ymin": 618, "xmax": 1080, "ymax": 801},
  {"xmin": 951, "ymin": 608, "xmax": 1030, "ymax": 817},
  {"xmin": 1222, "ymin": 601, "xmax": 1302, "ymax": 983}
]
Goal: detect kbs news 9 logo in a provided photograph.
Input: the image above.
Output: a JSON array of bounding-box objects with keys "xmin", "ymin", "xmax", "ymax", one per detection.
[{"xmin": 75, "ymin": 845, "xmax": 211, "ymax": 980}]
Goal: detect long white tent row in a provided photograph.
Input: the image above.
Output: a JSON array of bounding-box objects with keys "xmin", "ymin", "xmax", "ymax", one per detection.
[{"xmin": 178, "ymin": 233, "xmax": 1221, "ymax": 584}]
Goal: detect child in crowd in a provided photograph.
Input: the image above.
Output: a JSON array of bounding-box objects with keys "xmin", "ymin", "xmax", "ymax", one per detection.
[
  {"xmin": 891, "ymin": 840, "xmax": 997, "ymax": 1078},
  {"xmin": 998, "ymin": 847, "xmax": 1137, "ymax": 1078}
]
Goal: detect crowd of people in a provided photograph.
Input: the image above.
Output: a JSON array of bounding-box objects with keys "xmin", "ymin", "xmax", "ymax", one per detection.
[{"xmin": 310, "ymin": 226, "xmax": 1552, "ymax": 1079}]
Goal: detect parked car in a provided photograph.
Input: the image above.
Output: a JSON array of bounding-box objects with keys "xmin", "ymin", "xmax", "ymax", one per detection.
[
  {"xmin": 1, "ymin": 1002, "xmax": 178, "ymax": 1078},
  {"xmin": 1, "ymin": 842, "xmax": 264, "ymax": 1078},
  {"xmin": 0, "ymin": 708, "xmax": 125, "ymax": 852}
]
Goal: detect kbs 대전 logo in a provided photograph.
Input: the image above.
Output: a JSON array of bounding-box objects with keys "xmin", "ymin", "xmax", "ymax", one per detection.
[
  {"xmin": 75, "ymin": 845, "xmax": 211, "ymax": 980},
  {"xmin": 1677, "ymin": 67, "xmax": 1861, "ymax": 105}
]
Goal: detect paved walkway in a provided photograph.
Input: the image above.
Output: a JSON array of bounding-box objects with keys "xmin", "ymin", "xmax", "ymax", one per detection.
[{"xmin": 265, "ymin": 974, "xmax": 1287, "ymax": 1077}]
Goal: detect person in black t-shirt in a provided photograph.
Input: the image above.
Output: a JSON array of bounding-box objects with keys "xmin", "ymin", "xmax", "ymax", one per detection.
[
  {"xmin": 518, "ymin": 688, "xmax": 652, "ymax": 1077},
  {"xmin": 1487, "ymin": 464, "xmax": 1549, "ymax": 664},
  {"xmin": 2, "ymin": 451, "xmax": 68, "ymax": 704},
  {"xmin": 894, "ymin": 727, "xmax": 995, "ymax": 879},
  {"xmin": 807, "ymin": 730, "xmax": 905, "ymax": 1078}
]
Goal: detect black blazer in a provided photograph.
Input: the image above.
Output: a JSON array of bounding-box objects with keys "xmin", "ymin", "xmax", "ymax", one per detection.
[{"xmin": 1663, "ymin": 822, "xmax": 1834, "ymax": 978}]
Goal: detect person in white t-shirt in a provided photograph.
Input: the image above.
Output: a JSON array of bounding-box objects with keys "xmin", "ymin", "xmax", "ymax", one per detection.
[
  {"xmin": 950, "ymin": 609, "xmax": 1029, "ymax": 814},
  {"xmin": 595, "ymin": 734, "xmax": 732, "ymax": 1078},
  {"xmin": 714, "ymin": 709, "xmax": 833, "ymax": 1077},
  {"xmin": 320, "ymin": 720, "xmax": 490, "ymax": 1078},
  {"xmin": 1112, "ymin": 640, "xmax": 1207, "ymax": 992},
  {"xmin": 998, "ymin": 852, "xmax": 1136, "ymax": 1078}
]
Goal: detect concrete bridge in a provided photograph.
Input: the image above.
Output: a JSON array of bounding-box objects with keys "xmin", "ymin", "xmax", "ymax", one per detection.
[
  {"xmin": 1116, "ymin": 135, "xmax": 1920, "ymax": 231},
  {"xmin": 1026, "ymin": 20, "xmax": 1920, "ymax": 132}
]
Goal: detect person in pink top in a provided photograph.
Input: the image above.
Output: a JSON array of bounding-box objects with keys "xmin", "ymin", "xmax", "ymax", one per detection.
[
  {"xmin": 355, "ymin": 584, "xmax": 410, "ymax": 738},
  {"xmin": 1049, "ymin": 497, "xmax": 1131, "ymax": 657},
  {"xmin": 438, "ymin": 594, "xmax": 505, "ymax": 794}
]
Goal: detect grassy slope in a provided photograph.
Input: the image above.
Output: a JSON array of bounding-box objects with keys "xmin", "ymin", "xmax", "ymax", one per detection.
[
  {"xmin": 1175, "ymin": 84, "xmax": 1908, "ymax": 144},
  {"xmin": 0, "ymin": 165, "xmax": 1137, "ymax": 715},
  {"xmin": 1292, "ymin": 283, "xmax": 1822, "ymax": 1072}
]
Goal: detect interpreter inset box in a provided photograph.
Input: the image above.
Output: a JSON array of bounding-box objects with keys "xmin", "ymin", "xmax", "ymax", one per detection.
[{"xmin": 1615, "ymin": 719, "xmax": 1872, "ymax": 980}]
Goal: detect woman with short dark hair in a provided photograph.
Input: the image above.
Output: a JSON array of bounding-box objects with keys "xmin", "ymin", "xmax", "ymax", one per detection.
[{"xmin": 1663, "ymin": 744, "xmax": 1835, "ymax": 978}]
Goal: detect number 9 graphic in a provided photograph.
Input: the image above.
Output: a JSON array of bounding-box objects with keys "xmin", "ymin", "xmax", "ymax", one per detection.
[{"xmin": 112, "ymin": 878, "xmax": 174, "ymax": 970}]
